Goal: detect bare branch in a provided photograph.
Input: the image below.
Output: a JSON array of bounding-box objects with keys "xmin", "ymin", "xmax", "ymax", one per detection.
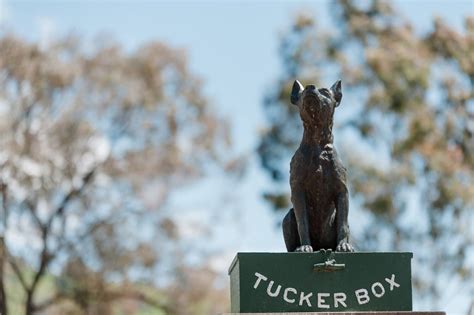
[
  {"xmin": 0, "ymin": 183, "xmax": 9, "ymax": 315},
  {"xmin": 24, "ymin": 199, "xmax": 45, "ymax": 234},
  {"xmin": 52, "ymin": 217, "xmax": 109, "ymax": 260},
  {"xmin": 1, "ymin": 182, "xmax": 29, "ymax": 292},
  {"xmin": 24, "ymin": 168, "xmax": 97, "ymax": 300},
  {"xmin": 0, "ymin": 182, "xmax": 8, "ymax": 230},
  {"xmin": 28, "ymin": 239, "xmax": 52, "ymax": 296},
  {"xmin": 46, "ymin": 168, "xmax": 96, "ymax": 231},
  {"xmin": 6, "ymin": 254, "xmax": 29, "ymax": 292}
]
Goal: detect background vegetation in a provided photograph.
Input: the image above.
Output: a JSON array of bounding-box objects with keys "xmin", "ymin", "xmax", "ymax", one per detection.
[
  {"xmin": 0, "ymin": 0, "xmax": 472, "ymax": 314},
  {"xmin": 258, "ymin": 0, "xmax": 473, "ymax": 310},
  {"xmin": 0, "ymin": 35, "xmax": 231, "ymax": 314}
]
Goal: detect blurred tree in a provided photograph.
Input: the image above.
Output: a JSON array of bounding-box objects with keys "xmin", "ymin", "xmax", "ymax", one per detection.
[
  {"xmin": 258, "ymin": 0, "xmax": 473, "ymax": 309},
  {"xmin": 165, "ymin": 263, "xmax": 228, "ymax": 315},
  {"xmin": 0, "ymin": 34, "xmax": 230, "ymax": 314}
]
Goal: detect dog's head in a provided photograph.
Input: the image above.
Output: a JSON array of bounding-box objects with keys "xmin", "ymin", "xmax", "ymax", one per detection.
[{"xmin": 290, "ymin": 80, "xmax": 342, "ymax": 127}]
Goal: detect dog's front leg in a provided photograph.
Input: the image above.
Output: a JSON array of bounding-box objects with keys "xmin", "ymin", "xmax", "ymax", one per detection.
[
  {"xmin": 291, "ymin": 190, "xmax": 313, "ymax": 252},
  {"xmin": 335, "ymin": 189, "xmax": 354, "ymax": 252}
]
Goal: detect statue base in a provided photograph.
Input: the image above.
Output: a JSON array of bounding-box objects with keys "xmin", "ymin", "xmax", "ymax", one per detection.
[{"xmin": 228, "ymin": 252, "xmax": 413, "ymax": 313}]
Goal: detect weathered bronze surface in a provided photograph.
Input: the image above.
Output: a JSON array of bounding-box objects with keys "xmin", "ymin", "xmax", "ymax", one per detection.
[{"xmin": 283, "ymin": 80, "xmax": 353, "ymax": 253}]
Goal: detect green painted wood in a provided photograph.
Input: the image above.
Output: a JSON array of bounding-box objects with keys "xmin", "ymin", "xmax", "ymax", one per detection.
[
  {"xmin": 228, "ymin": 252, "xmax": 413, "ymax": 313},
  {"xmin": 230, "ymin": 257, "xmax": 240, "ymax": 313}
]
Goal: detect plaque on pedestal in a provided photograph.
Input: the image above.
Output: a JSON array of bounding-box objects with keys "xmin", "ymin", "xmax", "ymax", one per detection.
[{"xmin": 229, "ymin": 252, "xmax": 412, "ymax": 313}]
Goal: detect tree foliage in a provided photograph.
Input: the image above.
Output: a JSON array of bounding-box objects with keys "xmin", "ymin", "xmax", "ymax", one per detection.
[
  {"xmin": 0, "ymin": 34, "xmax": 229, "ymax": 314},
  {"xmin": 258, "ymin": 0, "xmax": 473, "ymax": 308}
]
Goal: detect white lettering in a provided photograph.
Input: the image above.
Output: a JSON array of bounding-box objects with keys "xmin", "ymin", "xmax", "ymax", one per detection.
[
  {"xmin": 334, "ymin": 292, "xmax": 347, "ymax": 308},
  {"xmin": 253, "ymin": 272, "xmax": 268, "ymax": 289},
  {"xmin": 317, "ymin": 293, "xmax": 330, "ymax": 309},
  {"xmin": 283, "ymin": 287, "xmax": 297, "ymax": 303},
  {"xmin": 355, "ymin": 288, "xmax": 370, "ymax": 305},
  {"xmin": 371, "ymin": 282, "xmax": 385, "ymax": 298},
  {"xmin": 385, "ymin": 274, "xmax": 400, "ymax": 291},
  {"xmin": 266, "ymin": 281, "xmax": 281, "ymax": 297},
  {"xmin": 299, "ymin": 291, "xmax": 313, "ymax": 307},
  {"xmin": 253, "ymin": 272, "xmax": 401, "ymax": 307}
]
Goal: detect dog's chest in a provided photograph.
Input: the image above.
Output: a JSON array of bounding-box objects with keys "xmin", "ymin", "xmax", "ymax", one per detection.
[
  {"xmin": 292, "ymin": 146, "xmax": 336, "ymax": 191},
  {"xmin": 307, "ymin": 151, "xmax": 334, "ymax": 189}
]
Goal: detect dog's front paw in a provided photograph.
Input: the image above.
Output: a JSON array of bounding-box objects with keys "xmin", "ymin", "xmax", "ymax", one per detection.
[
  {"xmin": 296, "ymin": 245, "xmax": 313, "ymax": 252},
  {"xmin": 336, "ymin": 241, "xmax": 354, "ymax": 252}
]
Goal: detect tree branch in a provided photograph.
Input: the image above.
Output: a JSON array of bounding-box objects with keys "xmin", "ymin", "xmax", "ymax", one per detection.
[
  {"xmin": 24, "ymin": 199, "xmax": 45, "ymax": 234},
  {"xmin": 0, "ymin": 182, "xmax": 8, "ymax": 231},
  {"xmin": 53, "ymin": 218, "xmax": 108, "ymax": 260},
  {"xmin": 26, "ymin": 168, "xmax": 97, "ymax": 306},
  {"xmin": 30, "ymin": 168, "xmax": 97, "ymax": 284},
  {"xmin": 6, "ymin": 254, "xmax": 28, "ymax": 292},
  {"xmin": 46, "ymin": 168, "xmax": 96, "ymax": 231},
  {"xmin": 1, "ymin": 182, "xmax": 29, "ymax": 297},
  {"xmin": 28, "ymin": 233, "xmax": 52, "ymax": 296}
]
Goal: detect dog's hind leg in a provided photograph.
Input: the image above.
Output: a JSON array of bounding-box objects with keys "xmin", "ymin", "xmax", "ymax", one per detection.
[{"xmin": 282, "ymin": 208, "xmax": 300, "ymax": 252}]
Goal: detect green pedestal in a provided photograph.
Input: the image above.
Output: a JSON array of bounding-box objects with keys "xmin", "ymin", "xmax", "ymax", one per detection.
[{"xmin": 228, "ymin": 252, "xmax": 413, "ymax": 313}]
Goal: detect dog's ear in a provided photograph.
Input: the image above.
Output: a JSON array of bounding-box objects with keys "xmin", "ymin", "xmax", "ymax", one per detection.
[
  {"xmin": 330, "ymin": 80, "xmax": 342, "ymax": 107},
  {"xmin": 291, "ymin": 80, "xmax": 304, "ymax": 106}
]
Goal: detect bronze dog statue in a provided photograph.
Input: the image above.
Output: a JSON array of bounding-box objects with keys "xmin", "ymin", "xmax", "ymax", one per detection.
[{"xmin": 283, "ymin": 80, "xmax": 354, "ymax": 253}]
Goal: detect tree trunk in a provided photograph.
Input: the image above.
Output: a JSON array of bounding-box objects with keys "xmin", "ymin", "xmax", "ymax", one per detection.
[
  {"xmin": 25, "ymin": 292, "xmax": 34, "ymax": 315},
  {"xmin": 0, "ymin": 236, "xmax": 7, "ymax": 315},
  {"xmin": 24, "ymin": 243, "xmax": 50, "ymax": 315}
]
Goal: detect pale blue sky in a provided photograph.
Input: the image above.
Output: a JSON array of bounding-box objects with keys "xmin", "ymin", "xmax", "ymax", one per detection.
[
  {"xmin": 3, "ymin": 0, "xmax": 471, "ymax": 154},
  {"xmin": 1, "ymin": 1, "xmax": 472, "ymax": 313}
]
